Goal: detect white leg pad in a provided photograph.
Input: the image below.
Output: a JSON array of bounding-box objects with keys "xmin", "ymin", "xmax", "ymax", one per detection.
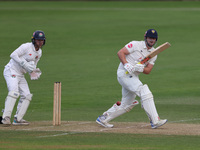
[
  {"xmin": 103, "ymin": 103, "xmax": 126, "ymax": 123},
  {"xmin": 103, "ymin": 100, "xmax": 139, "ymax": 123},
  {"xmin": 124, "ymin": 100, "xmax": 139, "ymax": 112},
  {"xmin": 140, "ymin": 84, "xmax": 159, "ymax": 124},
  {"xmin": 3, "ymin": 91, "xmax": 20, "ymax": 118},
  {"xmin": 17, "ymin": 94, "xmax": 32, "ymax": 122}
]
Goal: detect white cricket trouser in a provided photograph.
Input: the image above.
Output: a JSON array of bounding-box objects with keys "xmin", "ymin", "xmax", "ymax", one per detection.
[
  {"xmin": 3, "ymin": 68, "xmax": 31, "ymax": 118},
  {"xmin": 102, "ymin": 70, "xmax": 141, "ymax": 122},
  {"xmin": 117, "ymin": 69, "xmax": 159, "ymax": 124},
  {"xmin": 117, "ymin": 70, "xmax": 142, "ymax": 103},
  {"xmin": 103, "ymin": 69, "xmax": 159, "ymax": 124}
]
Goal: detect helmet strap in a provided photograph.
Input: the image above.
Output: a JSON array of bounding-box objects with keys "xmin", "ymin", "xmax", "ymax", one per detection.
[
  {"xmin": 145, "ymin": 38, "xmax": 152, "ymax": 48},
  {"xmin": 145, "ymin": 37, "xmax": 157, "ymax": 48}
]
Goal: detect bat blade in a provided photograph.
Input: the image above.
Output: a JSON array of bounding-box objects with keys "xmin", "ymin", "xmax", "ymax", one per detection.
[{"xmin": 140, "ymin": 42, "xmax": 171, "ymax": 64}]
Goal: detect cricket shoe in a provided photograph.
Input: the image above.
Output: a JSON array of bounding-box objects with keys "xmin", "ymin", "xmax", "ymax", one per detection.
[
  {"xmin": 150, "ymin": 119, "xmax": 168, "ymax": 129},
  {"xmin": 12, "ymin": 117, "xmax": 29, "ymax": 126},
  {"xmin": 1, "ymin": 116, "xmax": 11, "ymax": 125},
  {"xmin": 96, "ymin": 115, "xmax": 114, "ymax": 128}
]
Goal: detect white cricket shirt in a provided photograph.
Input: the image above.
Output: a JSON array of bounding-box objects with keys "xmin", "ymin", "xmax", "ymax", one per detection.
[
  {"xmin": 4, "ymin": 42, "xmax": 42, "ymax": 76},
  {"xmin": 118, "ymin": 40, "xmax": 157, "ymax": 72}
]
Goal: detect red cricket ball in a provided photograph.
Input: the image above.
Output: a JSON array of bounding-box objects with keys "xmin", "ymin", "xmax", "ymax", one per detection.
[{"xmin": 116, "ymin": 101, "xmax": 121, "ymax": 106}]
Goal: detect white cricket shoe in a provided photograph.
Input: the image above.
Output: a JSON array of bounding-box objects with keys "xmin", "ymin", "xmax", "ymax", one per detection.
[
  {"xmin": 12, "ymin": 117, "xmax": 29, "ymax": 126},
  {"xmin": 151, "ymin": 119, "xmax": 168, "ymax": 129},
  {"xmin": 1, "ymin": 116, "xmax": 11, "ymax": 125},
  {"xmin": 96, "ymin": 115, "xmax": 114, "ymax": 128}
]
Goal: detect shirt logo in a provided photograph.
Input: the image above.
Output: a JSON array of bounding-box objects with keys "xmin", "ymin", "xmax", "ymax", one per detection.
[
  {"xmin": 12, "ymin": 75, "xmax": 16, "ymax": 78},
  {"xmin": 39, "ymin": 33, "xmax": 43, "ymax": 37},
  {"xmin": 128, "ymin": 44, "xmax": 133, "ymax": 48},
  {"xmin": 29, "ymin": 54, "xmax": 32, "ymax": 56},
  {"xmin": 151, "ymin": 30, "xmax": 155, "ymax": 34}
]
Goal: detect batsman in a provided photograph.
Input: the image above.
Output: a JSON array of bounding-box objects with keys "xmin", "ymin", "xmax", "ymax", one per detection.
[
  {"xmin": 1, "ymin": 30, "xmax": 45, "ymax": 125},
  {"xmin": 96, "ymin": 29, "xmax": 168, "ymax": 129}
]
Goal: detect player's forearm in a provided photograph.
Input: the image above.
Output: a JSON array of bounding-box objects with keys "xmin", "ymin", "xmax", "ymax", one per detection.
[
  {"xmin": 143, "ymin": 68, "xmax": 151, "ymax": 74},
  {"xmin": 143, "ymin": 64, "xmax": 153, "ymax": 74},
  {"xmin": 117, "ymin": 48, "xmax": 129, "ymax": 65},
  {"xmin": 118, "ymin": 54, "xmax": 127, "ymax": 65},
  {"xmin": 10, "ymin": 51, "xmax": 23, "ymax": 64}
]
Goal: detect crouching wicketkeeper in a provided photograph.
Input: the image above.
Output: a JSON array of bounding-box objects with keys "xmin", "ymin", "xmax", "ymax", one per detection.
[{"xmin": 1, "ymin": 30, "xmax": 45, "ymax": 125}]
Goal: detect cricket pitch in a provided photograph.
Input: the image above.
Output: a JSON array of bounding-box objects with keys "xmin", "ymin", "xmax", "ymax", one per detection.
[{"xmin": 0, "ymin": 121, "xmax": 200, "ymax": 136}]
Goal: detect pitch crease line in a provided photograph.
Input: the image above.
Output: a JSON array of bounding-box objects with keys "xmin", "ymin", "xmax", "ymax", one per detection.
[
  {"xmin": 169, "ymin": 118, "xmax": 200, "ymax": 123},
  {"xmin": 38, "ymin": 132, "xmax": 82, "ymax": 138}
]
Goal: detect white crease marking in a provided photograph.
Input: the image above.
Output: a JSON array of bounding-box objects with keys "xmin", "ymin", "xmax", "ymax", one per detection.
[{"xmin": 38, "ymin": 132, "xmax": 82, "ymax": 138}]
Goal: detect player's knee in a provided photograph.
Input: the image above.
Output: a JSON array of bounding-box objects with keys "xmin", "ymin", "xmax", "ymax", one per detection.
[
  {"xmin": 25, "ymin": 94, "xmax": 33, "ymax": 101},
  {"xmin": 8, "ymin": 91, "xmax": 20, "ymax": 99},
  {"xmin": 140, "ymin": 84, "xmax": 153, "ymax": 101}
]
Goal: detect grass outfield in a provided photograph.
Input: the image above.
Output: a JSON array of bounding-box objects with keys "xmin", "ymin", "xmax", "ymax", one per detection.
[
  {"xmin": 1, "ymin": 130, "xmax": 200, "ymax": 150},
  {"xmin": 0, "ymin": 1, "xmax": 200, "ymax": 149}
]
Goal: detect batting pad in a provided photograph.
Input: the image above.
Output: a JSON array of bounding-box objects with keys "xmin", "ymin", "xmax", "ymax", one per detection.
[
  {"xmin": 17, "ymin": 94, "xmax": 32, "ymax": 121},
  {"xmin": 140, "ymin": 85, "xmax": 159, "ymax": 124},
  {"xmin": 103, "ymin": 100, "xmax": 139, "ymax": 123},
  {"xmin": 3, "ymin": 91, "xmax": 19, "ymax": 118}
]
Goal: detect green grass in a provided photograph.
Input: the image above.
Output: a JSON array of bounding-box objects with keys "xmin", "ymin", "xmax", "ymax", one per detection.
[
  {"xmin": 1, "ymin": 130, "xmax": 200, "ymax": 150},
  {"xmin": 0, "ymin": 1, "xmax": 200, "ymax": 149}
]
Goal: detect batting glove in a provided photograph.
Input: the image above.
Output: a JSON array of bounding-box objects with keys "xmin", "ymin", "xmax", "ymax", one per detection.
[
  {"xmin": 133, "ymin": 63, "xmax": 144, "ymax": 73},
  {"xmin": 124, "ymin": 63, "xmax": 135, "ymax": 74}
]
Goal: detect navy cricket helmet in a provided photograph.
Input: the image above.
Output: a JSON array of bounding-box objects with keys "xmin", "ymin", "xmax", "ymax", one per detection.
[
  {"xmin": 31, "ymin": 30, "xmax": 46, "ymax": 45},
  {"xmin": 144, "ymin": 29, "xmax": 158, "ymax": 41}
]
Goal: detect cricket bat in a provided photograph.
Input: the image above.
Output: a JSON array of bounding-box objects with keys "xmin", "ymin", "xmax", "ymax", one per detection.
[
  {"xmin": 139, "ymin": 42, "xmax": 171, "ymax": 64},
  {"xmin": 126, "ymin": 42, "xmax": 171, "ymax": 74}
]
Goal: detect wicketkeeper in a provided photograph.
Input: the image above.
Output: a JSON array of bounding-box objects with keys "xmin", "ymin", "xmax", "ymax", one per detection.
[
  {"xmin": 1, "ymin": 30, "xmax": 45, "ymax": 125},
  {"xmin": 96, "ymin": 29, "xmax": 167, "ymax": 129}
]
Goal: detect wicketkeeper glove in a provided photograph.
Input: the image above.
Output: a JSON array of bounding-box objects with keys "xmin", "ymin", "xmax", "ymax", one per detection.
[
  {"xmin": 30, "ymin": 68, "xmax": 42, "ymax": 80},
  {"xmin": 20, "ymin": 60, "xmax": 35, "ymax": 73}
]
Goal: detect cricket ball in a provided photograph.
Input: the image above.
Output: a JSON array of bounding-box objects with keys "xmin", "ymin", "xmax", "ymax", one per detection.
[{"xmin": 116, "ymin": 101, "xmax": 121, "ymax": 106}]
